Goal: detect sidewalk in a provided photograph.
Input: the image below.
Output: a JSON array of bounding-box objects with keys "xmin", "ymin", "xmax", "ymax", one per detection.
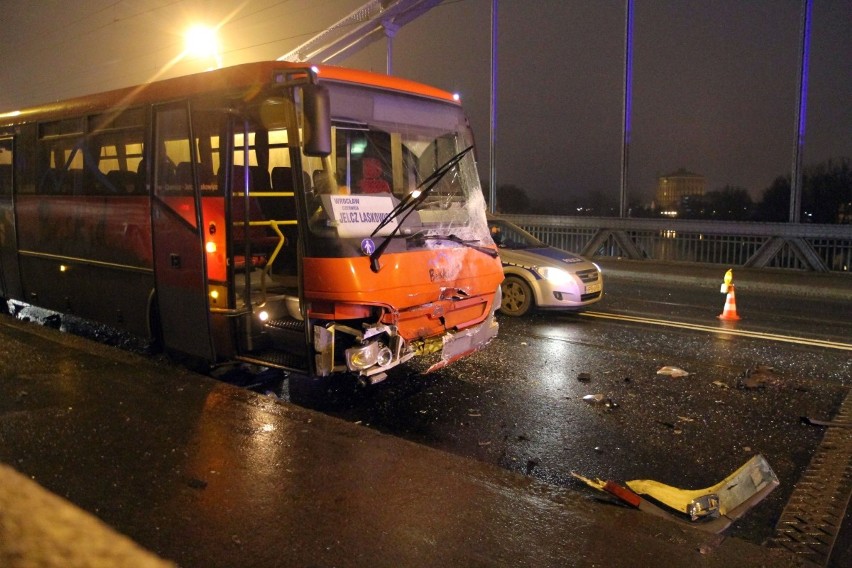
[{"xmin": 0, "ymin": 315, "xmax": 807, "ymax": 567}]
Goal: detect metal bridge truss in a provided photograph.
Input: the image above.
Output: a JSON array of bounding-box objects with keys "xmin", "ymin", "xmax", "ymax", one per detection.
[
  {"xmin": 502, "ymin": 215, "xmax": 852, "ymax": 273},
  {"xmin": 279, "ymin": 0, "xmax": 443, "ymax": 65}
]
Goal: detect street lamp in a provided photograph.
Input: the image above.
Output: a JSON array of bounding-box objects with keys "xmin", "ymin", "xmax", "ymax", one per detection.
[{"xmin": 184, "ymin": 24, "xmax": 222, "ymax": 69}]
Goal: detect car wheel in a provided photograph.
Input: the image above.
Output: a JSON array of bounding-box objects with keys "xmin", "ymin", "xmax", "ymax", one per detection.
[{"xmin": 500, "ymin": 276, "xmax": 534, "ymax": 317}]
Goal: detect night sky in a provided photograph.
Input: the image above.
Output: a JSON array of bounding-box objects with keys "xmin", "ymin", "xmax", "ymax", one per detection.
[{"xmin": 2, "ymin": 0, "xmax": 850, "ymax": 207}]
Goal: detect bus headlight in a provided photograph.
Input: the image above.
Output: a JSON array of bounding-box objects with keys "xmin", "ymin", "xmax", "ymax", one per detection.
[{"xmin": 345, "ymin": 342, "xmax": 380, "ymax": 370}]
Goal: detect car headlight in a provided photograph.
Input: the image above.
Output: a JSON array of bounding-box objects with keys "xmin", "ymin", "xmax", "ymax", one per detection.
[{"xmin": 536, "ymin": 266, "xmax": 573, "ymax": 286}]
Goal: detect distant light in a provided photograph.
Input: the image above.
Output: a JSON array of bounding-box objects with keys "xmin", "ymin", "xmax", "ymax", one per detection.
[
  {"xmin": 59, "ymin": 265, "xmax": 68, "ymax": 272},
  {"xmin": 452, "ymin": 93, "xmax": 461, "ymax": 101},
  {"xmin": 351, "ymin": 140, "xmax": 367, "ymax": 156},
  {"xmin": 0, "ymin": 110, "xmax": 21, "ymax": 119}
]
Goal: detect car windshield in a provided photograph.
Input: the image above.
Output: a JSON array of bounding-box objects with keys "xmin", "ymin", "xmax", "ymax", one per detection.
[{"xmin": 488, "ymin": 220, "xmax": 546, "ymax": 250}]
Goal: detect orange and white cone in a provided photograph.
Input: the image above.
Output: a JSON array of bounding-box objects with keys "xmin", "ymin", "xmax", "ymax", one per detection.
[
  {"xmin": 718, "ymin": 269, "xmax": 740, "ymax": 320},
  {"xmin": 718, "ymin": 285, "xmax": 740, "ymax": 320}
]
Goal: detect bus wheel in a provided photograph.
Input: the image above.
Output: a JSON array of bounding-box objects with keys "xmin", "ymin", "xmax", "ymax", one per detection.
[{"xmin": 499, "ymin": 276, "xmax": 534, "ymax": 317}]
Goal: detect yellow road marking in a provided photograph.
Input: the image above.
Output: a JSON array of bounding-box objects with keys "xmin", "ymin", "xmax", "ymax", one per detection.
[{"xmin": 580, "ymin": 311, "xmax": 852, "ymax": 351}]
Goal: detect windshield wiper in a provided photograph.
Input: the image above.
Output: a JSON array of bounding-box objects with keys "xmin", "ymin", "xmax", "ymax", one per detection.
[
  {"xmin": 369, "ymin": 145, "xmax": 474, "ymax": 272},
  {"xmin": 370, "ymin": 145, "xmax": 473, "ymax": 238},
  {"xmin": 416, "ymin": 234, "xmax": 498, "ymax": 258}
]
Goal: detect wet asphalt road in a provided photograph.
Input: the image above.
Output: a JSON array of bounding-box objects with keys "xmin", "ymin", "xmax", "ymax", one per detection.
[{"xmin": 279, "ymin": 276, "xmax": 851, "ymax": 550}]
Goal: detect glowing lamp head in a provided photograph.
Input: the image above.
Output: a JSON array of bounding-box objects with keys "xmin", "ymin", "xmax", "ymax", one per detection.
[{"xmin": 185, "ymin": 25, "xmax": 219, "ymax": 59}]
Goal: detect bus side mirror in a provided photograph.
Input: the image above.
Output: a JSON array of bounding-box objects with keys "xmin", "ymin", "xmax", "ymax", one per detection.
[{"xmin": 302, "ymin": 84, "xmax": 331, "ymax": 157}]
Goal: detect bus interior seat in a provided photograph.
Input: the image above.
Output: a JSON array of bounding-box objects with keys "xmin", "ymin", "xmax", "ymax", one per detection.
[
  {"xmin": 175, "ymin": 162, "xmax": 193, "ymax": 190},
  {"xmin": 252, "ymin": 165, "xmax": 271, "ymax": 191},
  {"xmin": 358, "ymin": 157, "xmax": 390, "ymax": 194},
  {"xmin": 175, "ymin": 162, "xmax": 216, "ymax": 193},
  {"xmin": 106, "ymin": 170, "xmax": 140, "ymax": 194}
]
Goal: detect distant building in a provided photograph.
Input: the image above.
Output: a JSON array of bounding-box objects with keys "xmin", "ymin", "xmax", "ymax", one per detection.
[{"xmin": 655, "ymin": 168, "xmax": 705, "ymax": 215}]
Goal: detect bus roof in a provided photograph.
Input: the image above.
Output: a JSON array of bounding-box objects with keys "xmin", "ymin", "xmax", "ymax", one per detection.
[{"xmin": 0, "ymin": 61, "xmax": 459, "ymax": 126}]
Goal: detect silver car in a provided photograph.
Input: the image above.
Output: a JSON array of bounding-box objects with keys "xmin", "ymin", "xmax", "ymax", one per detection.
[{"xmin": 488, "ymin": 217, "xmax": 603, "ymax": 316}]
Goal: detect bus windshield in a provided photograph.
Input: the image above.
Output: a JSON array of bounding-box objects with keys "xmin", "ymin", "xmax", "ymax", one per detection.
[{"xmin": 299, "ymin": 84, "xmax": 490, "ymax": 256}]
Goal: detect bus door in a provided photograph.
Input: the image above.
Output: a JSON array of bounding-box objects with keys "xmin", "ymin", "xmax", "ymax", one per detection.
[
  {"xmin": 150, "ymin": 103, "xmax": 215, "ymax": 362},
  {"xmin": 0, "ymin": 137, "xmax": 16, "ymax": 304},
  {"xmin": 226, "ymin": 114, "xmax": 311, "ymax": 371}
]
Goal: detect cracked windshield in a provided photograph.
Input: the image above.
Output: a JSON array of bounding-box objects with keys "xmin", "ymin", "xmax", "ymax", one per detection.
[{"xmin": 301, "ymin": 85, "xmax": 491, "ymax": 251}]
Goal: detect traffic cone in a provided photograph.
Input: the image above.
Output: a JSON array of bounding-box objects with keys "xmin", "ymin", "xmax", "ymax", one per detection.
[
  {"xmin": 718, "ymin": 269, "xmax": 740, "ymax": 321},
  {"xmin": 718, "ymin": 285, "xmax": 740, "ymax": 320}
]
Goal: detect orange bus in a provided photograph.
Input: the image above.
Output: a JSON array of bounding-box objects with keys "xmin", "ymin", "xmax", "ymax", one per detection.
[{"xmin": 0, "ymin": 61, "xmax": 503, "ymax": 383}]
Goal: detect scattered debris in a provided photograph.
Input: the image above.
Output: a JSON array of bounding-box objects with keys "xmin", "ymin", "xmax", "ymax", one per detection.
[
  {"xmin": 657, "ymin": 366, "xmax": 690, "ymax": 378},
  {"xmin": 186, "ymin": 477, "xmax": 208, "ymax": 490},
  {"xmin": 572, "ymin": 454, "xmax": 780, "ymax": 534},
  {"xmin": 739, "ymin": 364, "xmax": 782, "ymax": 390},
  {"xmin": 43, "ymin": 314, "xmax": 62, "ymax": 329},
  {"xmin": 478, "ymin": 441, "xmax": 492, "ymax": 447},
  {"xmin": 800, "ymin": 416, "xmax": 852, "ymax": 428},
  {"xmin": 711, "ymin": 380, "xmax": 730, "ymax": 389},
  {"xmin": 525, "ymin": 458, "xmax": 540, "ymax": 474},
  {"xmin": 577, "ymin": 372, "xmax": 592, "ymax": 383},
  {"xmin": 627, "ymin": 454, "xmax": 778, "ymax": 524},
  {"xmin": 583, "ymin": 394, "xmax": 619, "ymax": 409},
  {"xmin": 698, "ymin": 534, "xmax": 727, "ymax": 555}
]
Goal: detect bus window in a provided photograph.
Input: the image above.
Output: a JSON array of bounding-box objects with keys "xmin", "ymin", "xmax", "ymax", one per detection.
[
  {"xmin": 90, "ymin": 129, "xmax": 145, "ymax": 194},
  {"xmin": 154, "ymin": 106, "xmax": 197, "ymax": 228}
]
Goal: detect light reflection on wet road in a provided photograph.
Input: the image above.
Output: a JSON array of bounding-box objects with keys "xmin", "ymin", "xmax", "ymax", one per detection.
[{"xmin": 287, "ymin": 278, "xmax": 851, "ymax": 547}]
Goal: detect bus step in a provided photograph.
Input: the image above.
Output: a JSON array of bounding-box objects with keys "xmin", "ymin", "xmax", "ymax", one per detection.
[
  {"xmin": 236, "ymin": 350, "xmax": 307, "ymax": 372},
  {"xmin": 265, "ymin": 317, "xmax": 305, "ymax": 332}
]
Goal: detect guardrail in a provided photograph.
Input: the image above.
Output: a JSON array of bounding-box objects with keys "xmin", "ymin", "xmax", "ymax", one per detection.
[{"xmin": 500, "ymin": 214, "xmax": 852, "ymax": 273}]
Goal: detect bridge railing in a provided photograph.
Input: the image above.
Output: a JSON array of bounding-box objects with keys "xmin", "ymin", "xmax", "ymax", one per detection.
[{"xmin": 499, "ymin": 214, "xmax": 852, "ymax": 273}]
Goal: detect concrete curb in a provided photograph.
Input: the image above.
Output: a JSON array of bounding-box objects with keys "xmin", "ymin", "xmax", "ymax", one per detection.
[{"xmin": 0, "ymin": 463, "xmax": 175, "ymax": 568}]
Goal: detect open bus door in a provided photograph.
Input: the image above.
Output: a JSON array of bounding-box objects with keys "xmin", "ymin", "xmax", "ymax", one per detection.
[
  {"xmin": 0, "ymin": 136, "xmax": 17, "ymax": 305},
  {"xmin": 224, "ymin": 113, "xmax": 312, "ymax": 373},
  {"xmin": 150, "ymin": 103, "xmax": 215, "ymax": 363}
]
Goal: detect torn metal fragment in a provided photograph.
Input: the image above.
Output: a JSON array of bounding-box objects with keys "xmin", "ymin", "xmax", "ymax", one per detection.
[
  {"xmin": 656, "ymin": 365, "xmax": 690, "ymax": 378},
  {"xmin": 625, "ymin": 454, "xmax": 779, "ymax": 522}
]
